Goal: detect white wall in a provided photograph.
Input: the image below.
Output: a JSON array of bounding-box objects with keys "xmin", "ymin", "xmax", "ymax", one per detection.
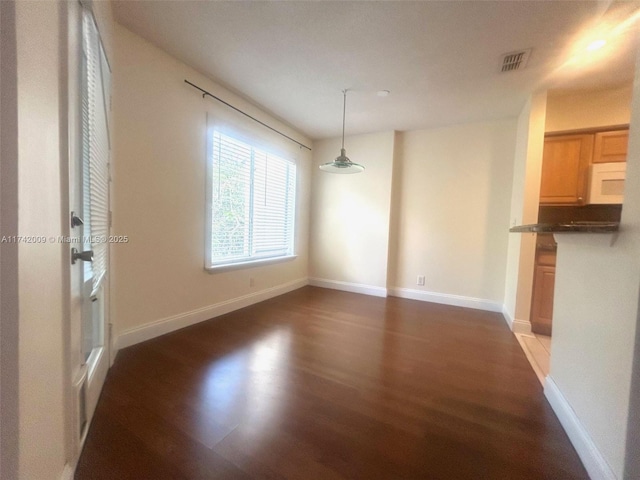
[
  {"xmin": 546, "ymin": 64, "xmax": 640, "ymax": 478},
  {"xmin": 309, "ymin": 131, "xmax": 395, "ymax": 296},
  {"xmin": 310, "ymin": 120, "xmax": 519, "ymax": 310},
  {"xmin": 389, "ymin": 120, "xmax": 517, "ymax": 310},
  {"xmin": 502, "ymin": 92, "xmax": 547, "ymax": 330},
  {"xmin": 112, "ymin": 25, "xmax": 311, "ymax": 346},
  {"xmin": 14, "ymin": 1, "xmax": 66, "ymax": 478},
  {"xmin": 545, "ymin": 84, "xmax": 633, "ymax": 133}
]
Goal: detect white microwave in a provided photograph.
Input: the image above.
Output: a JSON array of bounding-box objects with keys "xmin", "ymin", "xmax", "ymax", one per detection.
[{"xmin": 588, "ymin": 162, "xmax": 626, "ymax": 204}]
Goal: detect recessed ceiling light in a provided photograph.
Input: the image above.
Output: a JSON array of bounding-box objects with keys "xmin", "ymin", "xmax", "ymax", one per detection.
[
  {"xmin": 586, "ymin": 39, "xmax": 607, "ymax": 51},
  {"xmin": 377, "ymin": 90, "xmax": 390, "ymax": 97}
]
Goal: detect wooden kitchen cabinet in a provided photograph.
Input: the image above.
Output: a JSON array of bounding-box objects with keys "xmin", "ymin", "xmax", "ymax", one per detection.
[
  {"xmin": 530, "ymin": 246, "xmax": 556, "ymax": 336},
  {"xmin": 593, "ymin": 129, "xmax": 629, "ymax": 163},
  {"xmin": 531, "ymin": 264, "xmax": 555, "ymax": 336},
  {"xmin": 540, "ymin": 134, "xmax": 593, "ymax": 205}
]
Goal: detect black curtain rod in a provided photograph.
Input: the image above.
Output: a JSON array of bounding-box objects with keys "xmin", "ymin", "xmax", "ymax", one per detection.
[{"xmin": 184, "ymin": 79, "xmax": 312, "ymax": 151}]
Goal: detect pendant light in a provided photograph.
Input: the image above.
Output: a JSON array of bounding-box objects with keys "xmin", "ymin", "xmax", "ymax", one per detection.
[{"xmin": 319, "ymin": 89, "xmax": 365, "ymax": 174}]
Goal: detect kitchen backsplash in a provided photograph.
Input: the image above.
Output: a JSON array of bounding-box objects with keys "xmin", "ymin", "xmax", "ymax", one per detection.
[{"xmin": 538, "ymin": 204, "xmax": 622, "ymax": 224}]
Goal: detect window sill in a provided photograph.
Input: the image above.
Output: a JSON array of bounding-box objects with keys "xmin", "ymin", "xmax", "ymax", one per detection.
[{"xmin": 205, "ymin": 255, "xmax": 297, "ymax": 274}]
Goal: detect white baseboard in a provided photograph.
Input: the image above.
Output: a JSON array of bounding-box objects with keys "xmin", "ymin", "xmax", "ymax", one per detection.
[
  {"xmin": 60, "ymin": 463, "xmax": 75, "ymax": 480},
  {"xmin": 544, "ymin": 376, "xmax": 617, "ymax": 480},
  {"xmin": 501, "ymin": 307, "xmax": 533, "ymax": 334},
  {"xmin": 388, "ymin": 287, "xmax": 502, "ymax": 312},
  {"xmin": 308, "ymin": 278, "xmax": 387, "ymax": 297},
  {"xmin": 115, "ymin": 277, "xmax": 308, "ymax": 351},
  {"xmin": 512, "ymin": 318, "xmax": 532, "ymax": 334},
  {"xmin": 502, "ymin": 307, "xmax": 514, "ymax": 329}
]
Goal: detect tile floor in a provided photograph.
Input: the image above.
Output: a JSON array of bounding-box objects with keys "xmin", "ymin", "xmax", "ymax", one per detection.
[{"xmin": 515, "ymin": 333, "xmax": 552, "ymax": 385}]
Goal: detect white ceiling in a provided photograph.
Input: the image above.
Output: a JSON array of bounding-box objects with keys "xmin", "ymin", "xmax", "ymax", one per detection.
[{"xmin": 112, "ymin": 1, "xmax": 640, "ymax": 140}]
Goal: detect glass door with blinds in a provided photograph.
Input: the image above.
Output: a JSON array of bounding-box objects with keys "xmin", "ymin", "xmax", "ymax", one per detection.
[
  {"xmin": 67, "ymin": 4, "xmax": 111, "ymax": 455},
  {"xmin": 80, "ymin": 6, "xmax": 110, "ymax": 367}
]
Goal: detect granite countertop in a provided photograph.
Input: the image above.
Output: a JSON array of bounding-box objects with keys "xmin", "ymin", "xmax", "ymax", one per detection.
[{"xmin": 509, "ymin": 221, "xmax": 620, "ymax": 233}]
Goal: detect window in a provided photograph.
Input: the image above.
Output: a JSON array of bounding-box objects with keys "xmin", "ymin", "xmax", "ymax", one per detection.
[{"xmin": 206, "ymin": 130, "xmax": 296, "ymax": 269}]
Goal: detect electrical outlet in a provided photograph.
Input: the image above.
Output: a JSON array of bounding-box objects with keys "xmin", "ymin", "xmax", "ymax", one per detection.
[
  {"xmin": 417, "ymin": 275, "xmax": 425, "ymax": 286},
  {"xmin": 249, "ymin": 277, "xmax": 255, "ymax": 287}
]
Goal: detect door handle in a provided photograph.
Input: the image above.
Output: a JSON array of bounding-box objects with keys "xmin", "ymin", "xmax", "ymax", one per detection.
[
  {"xmin": 70, "ymin": 212, "xmax": 84, "ymax": 228},
  {"xmin": 71, "ymin": 248, "xmax": 93, "ymax": 264}
]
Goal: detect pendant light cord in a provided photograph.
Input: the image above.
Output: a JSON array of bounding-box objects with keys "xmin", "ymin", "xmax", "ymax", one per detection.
[
  {"xmin": 318, "ymin": 87, "xmax": 364, "ymax": 173},
  {"xmin": 341, "ymin": 89, "xmax": 347, "ymax": 150}
]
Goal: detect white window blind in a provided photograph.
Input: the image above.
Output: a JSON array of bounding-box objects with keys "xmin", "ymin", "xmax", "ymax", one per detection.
[
  {"xmin": 207, "ymin": 130, "xmax": 296, "ymax": 268},
  {"xmin": 82, "ymin": 9, "xmax": 110, "ymax": 294}
]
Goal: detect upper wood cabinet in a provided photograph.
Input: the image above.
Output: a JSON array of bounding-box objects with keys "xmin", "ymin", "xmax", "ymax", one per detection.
[
  {"xmin": 540, "ymin": 128, "xmax": 629, "ymax": 205},
  {"xmin": 540, "ymin": 134, "xmax": 593, "ymax": 205},
  {"xmin": 593, "ymin": 130, "xmax": 629, "ymax": 163}
]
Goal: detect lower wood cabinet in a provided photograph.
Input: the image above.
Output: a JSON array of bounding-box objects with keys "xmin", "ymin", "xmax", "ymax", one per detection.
[
  {"xmin": 530, "ymin": 265, "xmax": 555, "ymax": 336},
  {"xmin": 530, "ymin": 244, "xmax": 556, "ymax": 336}
]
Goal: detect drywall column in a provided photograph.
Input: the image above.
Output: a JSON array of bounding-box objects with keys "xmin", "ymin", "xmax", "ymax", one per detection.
[
  {"xmin": 14, "ymin": 1, "xmax": 67, "ymax": 478},
  {"xmin": 386, "ymin": 131, "xmax": 403, "ymax": 292},
  {"xmin": 546, "ymin": 48, "xmax": 640, "ymax": 479},
  {"xmin": 0, "ymin": 1, "xmax": 19, "ymax": 478},
  {"xmin": 502, "ymin": 91, "xmax": 546, "ymax": 331},
  {"xmin": 626, "ymin": 294, "xmax": 640, "ymax": 478}
]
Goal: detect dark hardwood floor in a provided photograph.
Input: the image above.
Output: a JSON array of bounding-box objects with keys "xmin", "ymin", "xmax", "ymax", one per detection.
[{"xmin": 76, "ymin": 286, "xmax": 588, "ymax": 479}]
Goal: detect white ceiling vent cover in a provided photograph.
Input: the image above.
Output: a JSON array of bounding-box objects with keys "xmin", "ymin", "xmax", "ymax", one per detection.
[{"xmin": 501, "ymin": 49, "xmax": 531, "ymax": 72}]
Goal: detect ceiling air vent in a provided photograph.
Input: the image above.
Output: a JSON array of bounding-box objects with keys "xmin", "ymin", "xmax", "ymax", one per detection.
[{"xmin": 501, "ymin": 49, "xmax": 531, "ymax": 72}]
